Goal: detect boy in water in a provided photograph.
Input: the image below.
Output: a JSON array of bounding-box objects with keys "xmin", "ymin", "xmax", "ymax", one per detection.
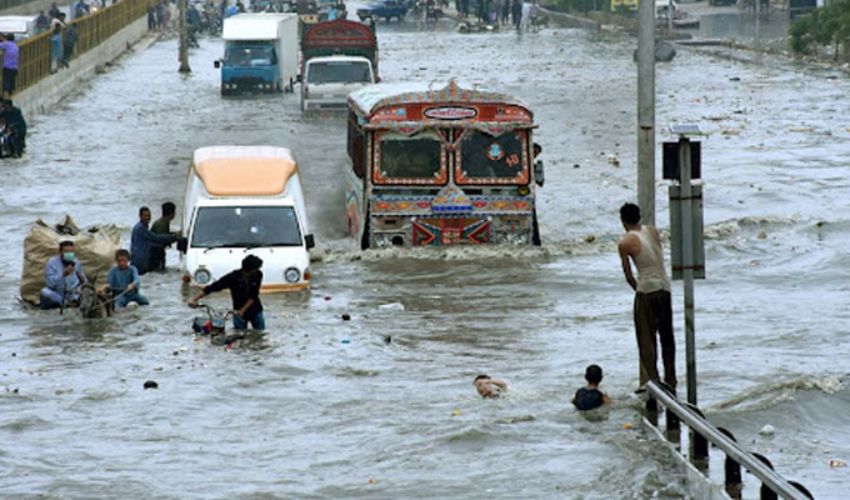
[
  {"xmin": 473, "ymin": 374, "xmax": 508, "ymax": 399},
  {"xmin": 572, "ymin": 364, "xmax": 612, "ymax": 411},
  {"xmin": 102, "ymin": 249, "xmax": 149, "ymax": 308}
]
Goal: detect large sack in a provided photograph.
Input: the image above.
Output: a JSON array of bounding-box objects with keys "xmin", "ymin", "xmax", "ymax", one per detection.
[{"xmin": 20, "ymin": 216, "xmax": 122, "ymax": 305}]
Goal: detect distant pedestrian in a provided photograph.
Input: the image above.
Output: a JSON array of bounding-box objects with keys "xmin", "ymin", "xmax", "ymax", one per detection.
[
  {"xmin": 0, "ymin": 34, "xmax": 19, "ymax": 96},
  {"xmin": 500, "ymin": 0, "xmax": 509, "ymax": 25},
  {"xmin": 511, "ymin": 0, "xmax": 521, "ymax": 29},
  {"xmin": 572, "ymin": 364, "xmax": 612, "ymax": 411},
  {"xmin": 35, "ymin": 11, "xmax": 51, "ymax": 33},
  {"xmin": 0, "ymin": 99, "xmax": 27, "ymax": 156},
  {"xmin": 617, "ymin": 202, "xmax": 676, "ymax": 393},
  {"xmin": 62, "ymin": 25, "xmax": 78, "ymax": 68},
  {"xmin": 150, "ymin": 201, "xmax": 178, "ymax": 271},
  {"xmin": 49, "ymin": 2, "xmax": 62, "ymax": 19},
  {"xmin": 147, "ymin": 3, "xmax": 158, "ymax": 30},
  {"xmin": 473, "ymin": 374, "xmax": 507, "ymax": 398},
  {"xmin": 50, "ymin": 24, "xmax": 63, "ymax": 73},
  {"xmin": 131, "ymin": 206, "xmax": 178, "ymax": 275}
]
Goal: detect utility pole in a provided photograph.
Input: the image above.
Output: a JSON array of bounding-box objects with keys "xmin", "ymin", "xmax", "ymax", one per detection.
[
  {"xmin": 637, "ymin": 0, "xmax": 656, "ymax": 225},
  {"xmin": 179, "ymin": 0, "xmax": 191, "ymax": 73}
]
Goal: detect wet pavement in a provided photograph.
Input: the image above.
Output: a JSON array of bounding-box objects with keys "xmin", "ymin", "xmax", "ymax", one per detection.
[{"xmin": 0, "ymin": 12, "xmax": 849, "ymax": 498}]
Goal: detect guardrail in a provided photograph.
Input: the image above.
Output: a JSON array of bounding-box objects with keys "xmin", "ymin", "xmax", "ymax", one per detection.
[
  {"xmin": 9, "ymin": 0, "xmax": 147, "ymax": 92},
  {"xmin": 645, "ymin": 381, "xmax": 813, "ymax": 500}
]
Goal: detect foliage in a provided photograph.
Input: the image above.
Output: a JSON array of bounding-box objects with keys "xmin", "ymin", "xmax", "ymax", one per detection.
[{"xmin": 789, "ymin": 0, "xmax": 850, "ymax": 61}]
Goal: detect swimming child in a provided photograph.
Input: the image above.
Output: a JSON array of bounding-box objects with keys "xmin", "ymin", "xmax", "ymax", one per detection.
[
  {"xmin": 473, "ymin": 374, "xmax": 508, "ymax": 399},
  {"xmin": 572, "ymin": 364, "xmax": 612, "ymax": 411}
]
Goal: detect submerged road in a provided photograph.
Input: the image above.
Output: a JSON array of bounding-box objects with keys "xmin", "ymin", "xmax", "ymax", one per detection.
[{"xmin": 0, "ymin": 13, "xmax": 849, "ymax": 498}]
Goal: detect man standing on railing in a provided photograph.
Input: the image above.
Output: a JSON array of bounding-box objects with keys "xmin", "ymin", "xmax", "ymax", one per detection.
[
  {"xmin": 618, "ymin": 202, "xmax": 677, "ymax": 393},
  {"xmin": 0, "ymin": 34, "xmax": 18, "ymax": 97}
]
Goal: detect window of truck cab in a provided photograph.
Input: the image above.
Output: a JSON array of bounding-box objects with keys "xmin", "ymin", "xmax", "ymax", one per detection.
[
  {"xmin": 455, "ymin": 129, "xmax": 529, "ymax": 185},
  {"xmin": 373, "ymin": 129, "xmax": 448, "ymax": 185}
]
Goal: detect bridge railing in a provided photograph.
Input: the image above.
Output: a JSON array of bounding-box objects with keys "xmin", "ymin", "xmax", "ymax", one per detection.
[
  {"xmin": 13, "ymin": 0, "xmax": 148, "ymax": 92},
  {"xmin": 645, "ymin": 381, "xmax": 813, "ymax": 500}
]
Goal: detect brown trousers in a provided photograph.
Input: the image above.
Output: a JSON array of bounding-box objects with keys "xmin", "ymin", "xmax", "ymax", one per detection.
[{"xmin": 634, "ymin": 290, "xmax": 677, "ymax": 388}]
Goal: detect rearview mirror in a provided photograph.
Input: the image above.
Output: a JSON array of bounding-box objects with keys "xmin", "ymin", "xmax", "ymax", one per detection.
[
  {"xmin": 305, "ymin": 234, "xmax": 315, "ymax": 249},
  {"xmin": 213, "ymin": 60, "xmax": 221, "ymax": 69},
  {"xmin": 534, "ymin": 160, "xmax": 544, "ymax": 187}
]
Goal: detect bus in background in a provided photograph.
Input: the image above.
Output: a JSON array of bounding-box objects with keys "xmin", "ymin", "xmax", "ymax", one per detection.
[
  {"xmin": 345, "ymin": 80, "xmax": 544, "ymax": 249},
  {"xmin": 181, "ymin": 146, "xmax": 314, "ymax": 292}
]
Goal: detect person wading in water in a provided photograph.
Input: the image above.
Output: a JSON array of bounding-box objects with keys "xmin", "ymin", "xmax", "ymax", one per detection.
[{"xmin": 617, "ymin": 202, "xmax": 677, "ymax": 393}]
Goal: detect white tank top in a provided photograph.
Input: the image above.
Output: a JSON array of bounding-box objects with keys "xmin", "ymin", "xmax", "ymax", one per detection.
[{"xmin": 630, "ymin": 226, "xmax": 670, "ymax": 293}]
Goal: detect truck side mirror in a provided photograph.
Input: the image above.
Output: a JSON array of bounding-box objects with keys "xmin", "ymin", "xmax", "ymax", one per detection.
[
  {"xmin": 296, "ymin": 74, "xmax": 303, "ymax": 83},
  {"xmin": 305, "ymin": 234, "xmax": 315, "ymax": 249},
  {"xmin": 534, "ymin": 160, "xmax": 544, "ymax": 187},
  {"xmin": 214, "ymin": 60, "xmax": 221, "ymax": 69}
]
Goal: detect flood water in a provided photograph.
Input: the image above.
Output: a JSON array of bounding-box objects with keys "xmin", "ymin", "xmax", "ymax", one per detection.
[{"xmin": 1, "ymin": 13, "xmax": 849, "ymax": 499}]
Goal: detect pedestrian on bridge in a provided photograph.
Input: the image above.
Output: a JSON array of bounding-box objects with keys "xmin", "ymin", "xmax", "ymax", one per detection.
[
  {"xmin": 0, "ymin": 34, "xmax": 19, "ymax": 97},
  {"xmin": 62, "ymin": 25, "xmax": 78, "ymax": 68},
  {"xmin": 617, "ymin": 202, "xmax": 677, "ymax": 393},
  {"xmin": 50, "ymin": 24, "xmax": 63, "ymax": 73}
]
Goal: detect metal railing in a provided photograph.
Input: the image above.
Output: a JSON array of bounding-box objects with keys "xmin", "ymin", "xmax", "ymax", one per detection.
[
  {"xmin": 12, "ymin": 0, "xmax": 147, "ymax": 92},
  {"xmin": 645, "ymin": 381, "xmax": 813, "ymax": 500}
]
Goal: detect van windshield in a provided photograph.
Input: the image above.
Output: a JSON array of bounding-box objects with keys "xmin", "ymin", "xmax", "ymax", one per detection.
[
  {"xmin": 224, "ymin": 45, "xmax": 275, "ymax": 67},
  {"xmin": 307, "ymin": 61, "xmax": 372, "ymax": 84},
  {"xmin": 191, "ymin": 206, "xmax": 303, "ymax": 248}
]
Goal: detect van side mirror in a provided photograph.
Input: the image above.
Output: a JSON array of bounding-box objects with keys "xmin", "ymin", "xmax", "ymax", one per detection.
[
  {"xmin": 214, "ymin": 60, "xmax": 221, "ymax": 69},
  {"xmin": 534, "ymin": 160, "xmax": 544, "ymax": 187},
  {"xmin": 305, "ymin": 234, "xmax": 315, "ymax": 249}
]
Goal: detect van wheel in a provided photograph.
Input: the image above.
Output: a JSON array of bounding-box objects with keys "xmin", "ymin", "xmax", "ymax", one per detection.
[{"xmin": 532, "ymin": 211, "xmax": 541, "ymax": 246}]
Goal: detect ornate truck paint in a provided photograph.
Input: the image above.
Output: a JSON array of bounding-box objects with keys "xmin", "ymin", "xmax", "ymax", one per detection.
[{"xmin": 345, "ymin": 80, "xmax": 543, "ymax": 249}]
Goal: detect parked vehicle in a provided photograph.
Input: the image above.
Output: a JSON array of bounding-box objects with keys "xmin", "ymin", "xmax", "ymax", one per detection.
[
  {"xmin": 300, "ymin": 20, "xmax": 378, "ymax": 111},
  {"xmin": 356, "ymin": 0, "xmax": 407, "ymax": 21},
  {"xmin": 0, "ymin": 16, "xmax": 38, "ymax": 41},
  {"xmin": 215, "ymin": 13, "xmax": 299, "ymax": 95},
  {"xmin": 345, "ymin": 80, "xmax": 544, "ymax": 248},
  {"xmin": 181, "ymin": 146, "xmax": 314, "ymax": 292}
]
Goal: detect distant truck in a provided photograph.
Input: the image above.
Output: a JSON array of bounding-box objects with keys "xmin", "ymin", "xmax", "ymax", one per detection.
[
  {"xmin": 356, "ymin": 0, "xmax": 407, "ymax": 22},
  {"xmin": 300, "ymin": 20, "xmax": 378, "ymax": 111},
  {"xmin": 0, "ymin": 16, "xmax": 38, "ymax": 40},
  {"xmin": 215, "ymin": 13, "xmax": 299, "ymax": 95}
]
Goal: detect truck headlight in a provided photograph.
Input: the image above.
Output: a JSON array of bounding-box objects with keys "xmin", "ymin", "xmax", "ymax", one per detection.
[
  {"xmin": 194, "ymin": 269, "xmax": 212, "ymax": 285},
  {"xmin": 284, "ymin": 267, "xmax": 301, "ymax": 283}
]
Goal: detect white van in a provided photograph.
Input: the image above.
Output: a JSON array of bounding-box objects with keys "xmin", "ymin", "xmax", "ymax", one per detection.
[
  {"xmin": 301, "ymin": 55, "xmax": 375, "ymax": 111},
  {"xmin": 0, "ymin": 16, "xmax": 38, "ymax": 41},
  {"xmin": 181, "ymin": 146, "xmax": 314, "ymax": 292}
]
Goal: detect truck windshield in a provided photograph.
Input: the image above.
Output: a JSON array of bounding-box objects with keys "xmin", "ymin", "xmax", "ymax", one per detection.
[
  {"xmin": 224, "ymin": 45, "xmax": 276, "ymax": 67},
  {"xmin": 378, "ymin": 132, "xmax": 443, "ymax": 181},
  {"xmin": 191, "ymin": 206, "xmax": 303, "ymax": 248},
  {"xmin": 307, "ymin": 61, "xmax": 372, "ymax": 84},
  {"xmin": 458, "ymin": 130, "xmax": 526, "ymax": 181}
]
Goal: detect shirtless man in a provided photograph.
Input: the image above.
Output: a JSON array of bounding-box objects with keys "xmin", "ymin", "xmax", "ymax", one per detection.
[
  {"xmin": 473, "ymin": 374, "xmax": 508, "ymax": 398},
  {"xmin": 617, "ymin": 203, "xmax": 677, "ymax": 392}
]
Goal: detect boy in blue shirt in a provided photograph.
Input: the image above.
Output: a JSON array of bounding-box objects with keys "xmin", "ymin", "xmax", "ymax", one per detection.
[
  {"xmin": 572, "ymin": 364, "xmax": 612, "ymax": 411},
  {"xmin": 103, "ymin": 249, "xmax": 149, "ymax": 308}
]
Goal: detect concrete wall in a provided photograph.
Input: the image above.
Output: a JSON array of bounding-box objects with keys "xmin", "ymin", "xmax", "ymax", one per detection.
[{"xmin": 14, "ymin": 16, "xmax": 149, "ymax": 119}]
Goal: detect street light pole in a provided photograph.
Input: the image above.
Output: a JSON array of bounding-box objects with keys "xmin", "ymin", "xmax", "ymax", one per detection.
[
  {"xmin": 637, "ymin": 0, "xmax": 656, "ymax": 225},
  {"xmin": 678, "ymin": 136, "xmax": 697, "ymax": 405},
  {"xmin": 179, "ymin": 0, "xmax": 191, "ymax": 73}
]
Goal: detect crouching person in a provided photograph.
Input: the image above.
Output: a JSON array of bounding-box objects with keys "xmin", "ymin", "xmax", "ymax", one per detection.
[
  {"xmin": 41, "ymin": 240, "xmax": 87, "ymax": 309},
  {"xmin": 103, "ymin": 249, "xmax": 149, "ymax": 308}
]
